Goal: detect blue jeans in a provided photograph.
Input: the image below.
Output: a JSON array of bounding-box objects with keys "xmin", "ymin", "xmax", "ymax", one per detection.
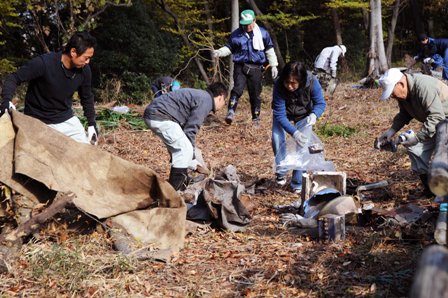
[{"xmin": 271, "ymin": 117, "xmax": 308, "ymax": 190}]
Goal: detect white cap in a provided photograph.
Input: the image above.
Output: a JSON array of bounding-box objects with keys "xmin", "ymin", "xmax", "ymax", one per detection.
[
  {"xmin": 379, "ymin": 68, "xmax": 404, "ymax": 100},
  {"xmin": 339, "ymin": 45, "xmax": 346, "ymax": 56}
]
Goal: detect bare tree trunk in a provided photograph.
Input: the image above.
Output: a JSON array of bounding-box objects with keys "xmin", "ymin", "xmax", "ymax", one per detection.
[
  {"xmin": 229, "ymin": 0, "xmax": 239, "ymax": 90},
  {"xmin": 331, "ymin": 9, "xmax": 342, "ymax": 45},
  {"xmin": 366, "ymin": 0, "xmax": 388, "ymax": 78},
  {"xmin": 246, "ymin": 0, "xmax": 285, "ymax": 68},
  {"xmin": 386, "ymin": 0, "xmax": 401, "ymax": 67}
]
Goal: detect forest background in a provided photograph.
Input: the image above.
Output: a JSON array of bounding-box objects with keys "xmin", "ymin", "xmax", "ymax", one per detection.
[{"xmin": 0, "ymin": 0, "xmax": 447, "ymax": 104}]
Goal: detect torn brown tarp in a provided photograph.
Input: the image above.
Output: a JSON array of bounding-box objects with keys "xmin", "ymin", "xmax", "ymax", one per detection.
[{"xmin": 0, "ymin": 111, "xmax": 186, "ymax": 252}]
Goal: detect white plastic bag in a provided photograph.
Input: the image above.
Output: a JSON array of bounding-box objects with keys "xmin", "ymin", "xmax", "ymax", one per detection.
[{"xmin": 275, "ymin": 124, "xmax": 335, "ymax": 172}]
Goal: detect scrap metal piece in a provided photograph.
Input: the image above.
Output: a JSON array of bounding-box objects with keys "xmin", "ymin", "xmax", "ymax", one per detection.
[{"xmin": 318, "ymin": 214, "xmax": 345, "ymax": 242}]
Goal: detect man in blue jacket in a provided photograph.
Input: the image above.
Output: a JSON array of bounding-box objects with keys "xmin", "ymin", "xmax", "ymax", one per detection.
[
  {"xmin": 415, "ymin": 33, "xmax": 448, "ymax": 80},
  {"xmin": 213, "ymin": 9, "xmax": 278, "ymax": 127},
  {"xmin": 144, "ymin": 82, "xmax": 228, "ymax": 191}
]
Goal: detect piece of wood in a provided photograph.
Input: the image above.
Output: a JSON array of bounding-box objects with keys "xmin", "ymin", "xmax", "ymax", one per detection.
[
  {"xmin": 410, "ymin": 245, "xmax": 448, "ymax": 298},
  {"xmin": 0, "ymin": 192, "xmax": 75, "ymax": 245},
  {"xmin": 429, "ymin": 120, "xmax": 448, "ymax": 197},
  {"xmin": 434, "ymin": 210, "xmax": 447, "ymax": 245}
]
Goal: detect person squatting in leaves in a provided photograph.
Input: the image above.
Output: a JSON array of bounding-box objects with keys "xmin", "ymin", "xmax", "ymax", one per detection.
[
  {"xmin": 0, "ymin": 31, "xmax": 98, "ymax": 145},
  {"xmin": 376, "ymin": 68, "xmax": 448, "ymax": 197},
  {"xmin": 272, "ymin": 61, "xmax": 326, "ymax": 193},
  {"xmin": 143, "ymin": 82, "xmax": 228, "ymax": 191}
]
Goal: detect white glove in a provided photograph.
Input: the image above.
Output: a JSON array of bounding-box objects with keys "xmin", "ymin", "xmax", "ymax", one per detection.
[
  {"xmin": 378, "ymin": 128, "xmax": 396, "ymax": 143},
  {"xmin": 271, "ymin": 66, "xmax": 278, "ymax": 79},
  {"xmin": 306, "ymin": 113, "xmax": 317, "ymax": 126},
  {"xmin": 399, "ymin": 130, "xmax": 418, "ymax": 147},
  {"xmin": 423, "ymin": 57, "xmax": 434, "ymax": 64},
  {"xmin": 331, "ymin": 70, "xmax": 337, "ymax": 78},
  {"xmin": 413, "ymin": 55, "xmax": 419, "ymax": 61},
  {"xmin": 212, "ymin": 47, "xmax": 231, "ymax": 58},
  {"xmin": 9, "ymin": 102, "xmax": 16, "ymax": 110},
  {"xmin": 293, "ymin": 130, "xmax": 308, "ymax": 147},
  {"xmin": 87, "ymin": 126, "xmax": 98, "ymax": 145}
]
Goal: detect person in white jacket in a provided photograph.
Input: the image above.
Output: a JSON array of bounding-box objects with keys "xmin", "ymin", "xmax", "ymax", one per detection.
[{"xmin": 313, "ymin": 45, "xmax": 346, "ymax": 95}]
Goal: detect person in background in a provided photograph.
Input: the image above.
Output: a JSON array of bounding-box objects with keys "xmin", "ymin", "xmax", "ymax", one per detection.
[
  {"xmin": 414, "ymin": 33, "xmax": 448, "ymax": 80},
  {"xmin": 0, "ymin": 31, "xmax": 98, "ymax": 145},
  {"xmin": 272, "ymin": 61, "xmax": 326, "ymax": 193},
  {"xmin": 313, "ymin": 44, "xmax": 346, "ymax": 95},
  {"xmin": 213, "ymin": 9, "xmax": 278, "ymax": 127},
  {"xmin": 143, "ymin": 82, "xmax": 228, "ymax": 191},
  {"xmin": 151, "ymin": 76, "xmax": 181, "ymax": 98},
  {"xmin": 376, "ymin": 68, "xmax": 448, "ymax": 197}
]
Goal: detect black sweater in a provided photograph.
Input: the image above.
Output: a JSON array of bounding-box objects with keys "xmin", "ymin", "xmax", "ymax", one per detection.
[{"xmin": 1, "ymin": 52, "xmax": 96, "ymax": 125}]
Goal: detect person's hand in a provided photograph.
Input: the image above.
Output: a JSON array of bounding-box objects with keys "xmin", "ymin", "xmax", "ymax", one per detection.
[
  {"xmin": 413, "ymin": 55, "xmax": 419, "ymax": 61},
  {"xmin": 293, "ymin": 130, "xmax": 308, "ymax": 147},
  {"xmin": 0, "ymin": 101, "xmax": 15, "ymax": 117},
  {"xmin": 212, "ymin": 50, "xmax": 221, "ymax": 58},
  {"xmin": 306, "ymin": 113, "xmax": 317, "ymax": 126},
  {"xmin": 87, "ymin": 125, "xmax": 98, "ymax": 145},
  {"xmin": 399, "ymin": 130, "xmax": 418, "ymax": 147},
  {"xmin": 331, "ymin": 70, "xmax": 337, "ymax": 78},
  {"xmin": 271, "ymin": 66, "xmax": 278, "ymax": 79},
  {"xmin": 378, "ymin": 128, "xmax": 396, "ymax": 143},
  {"xmin": 423, "ymin": 57, "xmax": 434, "ymax": 64}
]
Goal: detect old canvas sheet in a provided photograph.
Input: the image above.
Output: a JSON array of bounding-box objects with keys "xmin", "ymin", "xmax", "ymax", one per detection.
[{"xmin": 0, "ymin": 111, "xmax": 186, "ymax": 251}]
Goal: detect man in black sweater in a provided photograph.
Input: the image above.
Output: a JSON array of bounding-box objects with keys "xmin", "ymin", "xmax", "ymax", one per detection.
[
  {"xmin": 1, "ymin": 31, "xmax": 98, "ymax": 144},
  {"xmin": 144, "ymin": 82, "xmax": 228, "ymax": 190}
]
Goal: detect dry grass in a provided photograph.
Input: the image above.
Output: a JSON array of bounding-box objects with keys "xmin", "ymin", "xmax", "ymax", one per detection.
[{"xmin": 0, "ymin": 83, "xmax": 437, "ymax": 297}]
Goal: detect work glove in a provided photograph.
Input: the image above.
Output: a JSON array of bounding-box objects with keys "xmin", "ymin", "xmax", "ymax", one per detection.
[
  {"xmin": 87, "ymin": 125, "xmax": 98, "ymax": 145},
  {"xmin": 0, "ymin": 101, "xmax": 16, "ymax": 117},
  {"xmin": 306, "ymin": 113, "xmax": 317, "ymax": 126},
  {"xmin": 413, "ymin": 55, "xmax": 420, "ymax": 61},
  {"xmin": 378, "ymin": 128, "xmax": 396, "ymax": 143},
  {"xmin": 331, "ymin": 70, "xmax": 337, "ymax": 78},
  {"xmin": 293, "ymin": 130, "xmax": 308, "ymax": 147},
  {"xmin": 212, "ymin": 46, "xmax": 231, "ymax": 58},
  {"xmin": 423, "ymin": 57, "xmax": 434, "ymax": 64},
  {"xmin": 399, "ymin": 130, "xmax": 418, "ymax": 147},
  {"xmin": 271, "ymin": 66, "xmax": 278, "ymax": 79}
]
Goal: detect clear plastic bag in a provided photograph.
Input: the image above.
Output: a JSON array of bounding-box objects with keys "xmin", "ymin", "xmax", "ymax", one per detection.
[{"xmin": 275, "ymin": 125, "xmax": 335, "ymax": 172}]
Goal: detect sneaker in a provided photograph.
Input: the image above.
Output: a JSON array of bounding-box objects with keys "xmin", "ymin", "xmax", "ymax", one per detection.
[
  {"xmin": 225, "ymin": 110, "xmax": 235, "ymax": 125},
  {"xmin": 275, "ymin": 175, "xmax": 287, "ymax": 186},
  {"xmin": 252, "ymin": 118, "xmax": 260, "ymax": 128}
]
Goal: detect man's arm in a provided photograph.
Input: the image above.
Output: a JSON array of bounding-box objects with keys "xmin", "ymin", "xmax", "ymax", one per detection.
[
  {"xmin": 1, "ymin": 56, "xmax": 45, "ymax": 108},
  {"xmin": 391, "ymin": 108, "xmax": 412, "ymax": 133},
  {"xmin": 78, "ymin": 66, "xmax": 96, "ymax": 127}
]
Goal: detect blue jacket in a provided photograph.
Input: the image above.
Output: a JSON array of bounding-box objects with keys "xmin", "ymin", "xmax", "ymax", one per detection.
[
  {"xmin": 272, "ymin": 72, "xmax": 326, "ymax": 136},
  {"xmin": 144, "ymin": 88, "xmax": 215, "ymax": 146},
  {"xmin": 417, "ymin": 37, "xmax": 448, "ymax": 59},
  {"xmin": 225, "ymin": 26, "xmax": 274, "ymax": 65}
]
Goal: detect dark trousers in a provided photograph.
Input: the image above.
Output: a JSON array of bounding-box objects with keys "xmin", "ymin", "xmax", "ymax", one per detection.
[{"xmin": 230, "ymin": 63, "xmax": 263, "ymax": 120}]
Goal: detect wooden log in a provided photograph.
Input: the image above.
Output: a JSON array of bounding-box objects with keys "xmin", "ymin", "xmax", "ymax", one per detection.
[
  {"xmin": 0, "ymin": 192, "xmax": 75, "ymax": 245},
  {"xmin": 434, "ymin": 205, "xmax": 447, "ymax": 245},
  {"xmin": 429, "ymin": 119, "xmax": 448, "ymax": 197},
  {"xmin": 410, "ymin": 245, "xmax": 448, "ymax": 298}
]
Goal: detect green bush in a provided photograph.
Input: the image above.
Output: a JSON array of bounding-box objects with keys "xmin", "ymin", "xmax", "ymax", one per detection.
[{"xmin": 317, "ymin": 123, "xmax": 358, "ymax": 138}]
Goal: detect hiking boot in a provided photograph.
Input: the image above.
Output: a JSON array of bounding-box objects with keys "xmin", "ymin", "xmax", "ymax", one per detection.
[
  {"xmin": 225, "ymin": 110, "xmax": 235, "ymax": 125},
  {"xmin": 275, "ymin": 174, "xmax": 287, "ymax": 186},
  {"xmin": 252, "ymin": 118, "xmax": 260, "ymax": 128}
]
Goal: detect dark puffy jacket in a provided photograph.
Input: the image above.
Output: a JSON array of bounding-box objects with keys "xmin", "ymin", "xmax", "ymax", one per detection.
[
  {"xmin": 272, "ymin": 71, "xmax": 326, "ymax": 136},
  {"xmin": 144, "ymin": 88, "xmax": 215, "ymax": 145},
  {"xmin": 225, "ymin": 26, "xmax": 274, "ymax": 65}
]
